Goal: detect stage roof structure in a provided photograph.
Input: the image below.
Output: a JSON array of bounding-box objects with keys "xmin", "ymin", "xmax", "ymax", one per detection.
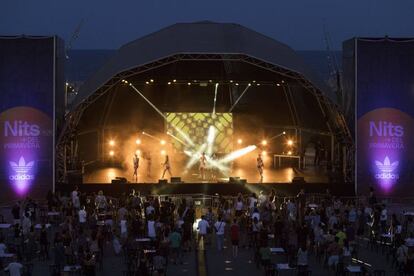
[{"xmin": 71, "ymin": 21, "xmax": 334, "ymax": 108}]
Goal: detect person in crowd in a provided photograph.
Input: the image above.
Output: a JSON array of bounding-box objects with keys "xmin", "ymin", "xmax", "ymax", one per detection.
[
  {"xmin": 257, "ymin": 154, "xmax": 264, "ymax": 182},
  {"xmin": 230, "ymin": 218, "xmax": 240, "ymax": 257},
  {"xmin": 4, "ymin": 255, "xmax": 23, "ymax": 276},
  {"xmin": 327, "ymin": 237, "xmax": 341, "ymax": 271},
  {"xmin": 197, "ymin": 215, "xmax": 209, "ymax": 244},
  {"xmin": 214, "ymin": 216, "xmax": 226, "ymax": 251},
  {"xmin": 169, "ymin": 227, "xmax": 182, "ymax": 264}
]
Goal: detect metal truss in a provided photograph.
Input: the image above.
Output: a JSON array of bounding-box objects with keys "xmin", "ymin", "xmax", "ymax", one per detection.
[{"xmin": 56, "ymin": 53, "xmax": 354, "ymax": 183}]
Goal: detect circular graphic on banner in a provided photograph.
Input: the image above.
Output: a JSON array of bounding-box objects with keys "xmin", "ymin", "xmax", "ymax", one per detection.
[
  {"xmin": 358, "ymin": 108, "xmax": 414, "ymax": 195},
  {"xmin": 0, "ymin": 107, "xmax": 52, "ymax": 197}
]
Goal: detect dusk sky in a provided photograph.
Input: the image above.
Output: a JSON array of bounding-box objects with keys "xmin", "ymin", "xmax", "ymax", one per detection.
[{"xmin": 1, "ymin": 0, "xmax": 413, "ymax": 50}]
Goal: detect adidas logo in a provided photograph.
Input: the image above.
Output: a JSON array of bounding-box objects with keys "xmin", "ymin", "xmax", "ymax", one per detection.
[
  {"xmin": 375, "ymin": 156, "xmax": 398, "ymax": 173},
  {"xmin": 375, "ymin": 156, "xmax": 399, "ymax": 180},
  {"xmin": 9, "ymin": 156, "xmax": 34, "ymax": 174}
]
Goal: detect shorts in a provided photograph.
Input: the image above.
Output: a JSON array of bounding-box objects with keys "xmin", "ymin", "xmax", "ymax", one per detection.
[
  {"xmin": 328, "ymin": 255, "xmax": 339, "ymax": 267},
  {"xmin": 232, "ymin": 240, "xmax": 239, "ymax": 246}
]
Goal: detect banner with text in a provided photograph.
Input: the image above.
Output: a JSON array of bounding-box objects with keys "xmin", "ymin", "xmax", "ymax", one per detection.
[
  {"xmin": 356, "ymin": 38, "xmax": 414, "ymax": 196},
  {"xmin": 0, "ymin": 37, "xmax": 56, "ymax": 200}
]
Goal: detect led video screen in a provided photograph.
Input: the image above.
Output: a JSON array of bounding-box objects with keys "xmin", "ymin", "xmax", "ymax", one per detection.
[{"xmin": 165, "ymin": 113, "xmax": 233, "ymax": 153}]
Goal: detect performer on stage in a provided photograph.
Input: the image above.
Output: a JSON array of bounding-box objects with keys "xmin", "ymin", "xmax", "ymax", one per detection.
[
  {"xmin": 146, "ymin": 151, "xmax": 152, "ymax": 177},
  {"xmin": 133, "ymin": 153, "xmax": 140, "ymax": 182},
  {"xmin": 199, "ymin": 152, "xmax": 207, "ymax": 180},
  {"xmin": 257, "ymin": 153, "xmax": 264, "ymax": 182},
  {"xmin": 161, "ymin": 154, "xmax": 172, "ymax": 179},
  {"xmin": 210, "ymin": 152, "xmax": 218, "ymax": 181}
]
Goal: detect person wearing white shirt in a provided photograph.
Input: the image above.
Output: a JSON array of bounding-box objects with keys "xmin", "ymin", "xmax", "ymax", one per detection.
[
  {"xmin": 197, "ymin": 216, "xmax": 210, "ymax": 242},
  {"xmin": 120, "ymin": 220, "xmax": 128, "ymax": 239},
  {"xmin": 0, "ymin": 241, "xmax": 7, "ymax": 256},
  {"xmin": 214, "ymin": 217, "xmax": 226, "ymax": 251},
  {"xmin": 148, "ymin": 218, "xmax": 156, "ymax": 239},
  {"xmin": 248, "ymin": 194, "xmax": 257, "ymax": 211},
  {"xmin": 146, "ymin": 205, "xmax": 155, "ymax": 217},
  {"xmin": 4, "ymin": 258, "xmax": 22, "ymax": 276},
  {"xmin": 78, "ymin": 206, "xmax": 87, "ymax": 224},
  {"xmin": 252, "ymin": 208, "xmax": 260, "ymax": 222},
  {"xmin": 71, "ymin": 187, "xmax": 78, "ymax": 204},
  {"xmin": 235, "ymin": 197, "xmax": 244, "ymax": 217}
]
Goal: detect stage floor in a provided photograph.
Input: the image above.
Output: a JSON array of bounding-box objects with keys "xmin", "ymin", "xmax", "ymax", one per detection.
[{"xmin": 82, "ymin": 164, "xmax": 328, "ymax": 184}]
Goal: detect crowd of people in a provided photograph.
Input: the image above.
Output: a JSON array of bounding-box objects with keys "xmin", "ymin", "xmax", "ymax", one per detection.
[{"xmin": 0, "ymin": 186, "xmax": 413, "ymax": 275}]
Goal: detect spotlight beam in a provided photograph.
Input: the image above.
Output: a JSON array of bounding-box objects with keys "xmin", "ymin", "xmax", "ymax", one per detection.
[
  {"xmin": 185, "ymin": 144, "xmax": 207, "ymax": 169},
  {"xmin": 166, "ymin": 132, "xmax": 188, "ymax": 147},
  {"xmin": 212, "ymin": 83, "xmax": 219, "ymax": 115},
  {"xmin": 229, "ymin": 84, "xmax": 251, "ymax": 113},
  {"xmin": 127, "ymin": 82, "xmax": 195, "ymax": 146},
  {"xmin": 267, "ymin": 131, "xmax": 287, "ymax": 142},
  {"xmin": 206, "ymin": 125, "xmax": 216, "ymax": 156},
  {"xmin": 142, "ymin": 131, "xmax": 162, "ymax": 142},
  {"xmin": 218, "ymin": 145, "xmax": 257, "ymax": 164}
]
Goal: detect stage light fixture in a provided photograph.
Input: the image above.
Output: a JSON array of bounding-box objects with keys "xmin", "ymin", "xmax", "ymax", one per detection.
[
  {"xmin": 282, "ymin": 80, "xmax": 285, "ymax": 83},
  {"xmin": 65, "ymin": 82, "xmax": 69, "ymax": 86},
  {"xmin": 230, "ymin": 80, "xmax": 233, "ymax": 83},
  {"xmin": 287, "ymin": 140, "xmax": 293, "ymax": 146},
  {"xmin": 257, "ymin": 83, "xmax": 260, "ymax": 86},
  {"xmin": 209, "ymin": 80, "xmax": 212, "ymax": 83},
  {"xmin": 235, "ymin": 83, "xmax": 239, "ymax": 86},
  {"xmin": 187, "ymin": 82, "xmax": 191, "ymax": 86},
  {"xmin": 145, "ymin": 81, "xmax": 149, "ymax": 84},
  {"xmin": 109, "ymin": 150, "xmax": 114, "ymax": 156},
  {"xmin": 173, "ymin": 79, "xmax": 177, "ymax": 83},
  {"xmin": 276, "ymin": 83, "xmax": 281, "ymax": 87},
  {"xmin": 161, "ymin": 150, "xmax": 166, "ymax": 155},
  {"xmin": 160, "ymin": 140, "xmax": 166, "ymax": 145},
  {"xmin": 261, "ymin": 140, "xmax": 267, "ymax": 146},
  {"xmin": 135, "ymin": 150, "xmax": 141, "ymax": 155},
  {"xmin": 248, "ymin": 83, "xmax": 252, "ymax": 86},
  {"xmin": 287, "ymin": 151, "xmax": 292, "ymax": 155},
  {"xmin": 252, "ymin": 80, "xmax": 256, "ymax": 83},
  {"xmin": 167, "ymin": 82, "xmax": 171, "ymax": 85},
  {"xmin": 109, "ymin": 140, "xmax": 115, "ymax": 146},
  {"xmin": 262, "ymin": 150, "xmax": 267, "ymax": 156},
  {"xmin": 150, "ymin": 79, "xmax": 154, "ymax": 83},
  {"xmin": 283, "ymin": 131, "xmax": 286, "ymax": 135},
  {"xmin": 237, "ymin": 139, "xmax": 243, "ymax": 145},
  {"xmin": 142, "ymin": 131, "xmax": 145, "ymax": 134},
  {"xmin": 135, "ymin": 139, "xmax": 141, "ymax": 145}
]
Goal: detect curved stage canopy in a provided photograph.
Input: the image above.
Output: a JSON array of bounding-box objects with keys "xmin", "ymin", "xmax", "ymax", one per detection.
[{"xmin": 58, "ymin": 21, "xmax": 353, "ymax": 185}]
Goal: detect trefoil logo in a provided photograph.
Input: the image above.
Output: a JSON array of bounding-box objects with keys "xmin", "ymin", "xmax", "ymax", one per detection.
[
  {"xmin": 374, "ymin": 156, "xmax": 399, "ymax": 180},
  {"xmin": 9, "ymin": 156, "xmax": 35, "ymax": 181}
]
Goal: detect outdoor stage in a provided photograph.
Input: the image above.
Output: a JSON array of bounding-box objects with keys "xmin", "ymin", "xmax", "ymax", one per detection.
[
  {"xmin": 57, "ymin": 22, "xmax": 354, "ymax": 197},
  {"xmin": 82, "ymin": 164, "xmax": 328, "ymax": 184},
  {"xmin": 63, "ymin": 163, "xmax": 355, "ymax": 197}
]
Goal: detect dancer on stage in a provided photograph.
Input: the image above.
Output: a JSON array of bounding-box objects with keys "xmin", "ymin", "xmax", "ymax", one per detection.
[
  {"xmin": 257, "ymin": 153, "xmax": 264, "ymax": 182},
  {"xmin": 161, "ymin": 154, "xmax": 172, "ymax": 179},
  {"xmin": 146, "ymin": 151, "xmax": 152, "ymax": 177},
  {"xmin": 210, "ymin": 152, "xmax": 218, "ymax": 181},
  {"xmin": 199, "ymin": 152, "xmax": 207, "ymax": 180},
  {"xmin": 133, "ymin": 153, "xmax": 140, "ymax": 182}
]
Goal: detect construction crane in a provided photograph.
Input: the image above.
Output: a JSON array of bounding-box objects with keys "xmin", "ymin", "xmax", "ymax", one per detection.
[
  {"xmin": 323, "ymin": 22, "xmax": 343, "ymax": 109},
  {"xmin": 65, "ymin": 18, "xmax": 85, "ymax": 59}
]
